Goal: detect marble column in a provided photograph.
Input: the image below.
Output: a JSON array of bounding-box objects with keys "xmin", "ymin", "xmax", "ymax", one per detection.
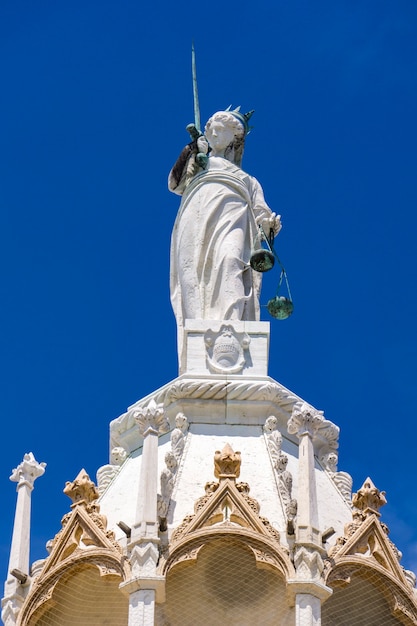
[
  {"xmin": 120, "ymin": 400, "xmax": 168, "ymax": 626},
  {"xmin": 288, "ymin": 404, "xmax": 322, "ymax": 543},
  {"xmin": 1, "ymin": 453, "xmax": 46, "ymax": 626},
  {"xmin": 287, "ymin": 404, "xmax": 333, "ymax": 626},
  {"xmin": 295, "ymin": 594, "xmax": 321, "ymax": 626},
  {"xmin": 126, "ymin": 589, "xmax": 155, "ymax": 626}
]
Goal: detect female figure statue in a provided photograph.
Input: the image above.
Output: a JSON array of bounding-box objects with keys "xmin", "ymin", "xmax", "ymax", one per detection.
[{"xmin": 169, "ymin": 109, "xmax": 281, "ymax": 339}]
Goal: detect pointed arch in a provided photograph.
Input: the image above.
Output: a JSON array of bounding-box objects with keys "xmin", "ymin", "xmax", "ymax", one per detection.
[
  {"xmin": 323, "ymin": 515, "xmax": 417, "ymax": 625},
  {"xmin": 17, "ymin": 506, "xmax": 130, "ymax": 626}
]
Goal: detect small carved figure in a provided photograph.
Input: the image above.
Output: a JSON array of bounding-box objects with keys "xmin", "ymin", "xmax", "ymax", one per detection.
[
  {"xmin": 170, "ymin": 412, "xmax": 189, "ymax": 460},
  {"xmin": 263, "ymin": 415, "xmax": 278, "ymax": 434},
  {"xmin": 161, "ymin": 452, "xmax": 177, "ymax": 494},
  {"xmin": 286, "ymin": 498, "xmax": 298, "ymax": 535},
  {"xmin": 110, "ymin": 446, "xmax": 127, "ymax": 466},
  {"xmin": 320, "ymin": 450, "xmax": 338, "ymax": 473},
  {"xmin": 157, "ymin": 414, "xmax": 189, "ymax": 530},
  {"xmin": 96, "ymin": 446, "xmax": 128, "ymax": 495},
  {"xmin": 204, "ymin": 481, "xmax": 219, "ymax": 494},
  {"xmin": 274, "ymin": 453, "xmax": 293, "ymax": 508},
  {"xmin": 157, "ymin": 451, "xmax": 178, "ymax": 521},
  {"xmin": 263, "ymin": 415, "xmax": 283, "ymax": 463},
  {"xmin": 320, "ymin": 450, "xmax": 353, "ymax": 502}
]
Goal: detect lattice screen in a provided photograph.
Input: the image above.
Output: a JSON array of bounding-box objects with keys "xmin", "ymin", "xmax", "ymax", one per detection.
[
  {"xmin": 322, "ymin": 567, "xmax": 412, "ymax": 626},
  {"xmin": 156, "ymin": 537, "xmax": 293, "ymax": 626},
  {"xmin": 26, "ymin": 544, "xmax": 414, "ymax": 626},
  {"xmin": 26, "ymin": 563, "xmax": 128, "ymax": 626}
]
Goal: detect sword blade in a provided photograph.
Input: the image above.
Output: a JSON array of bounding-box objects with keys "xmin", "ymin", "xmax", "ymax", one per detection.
[{"xmin": 192, "ymin": 42, "xmax": 201, "ymax": 133}]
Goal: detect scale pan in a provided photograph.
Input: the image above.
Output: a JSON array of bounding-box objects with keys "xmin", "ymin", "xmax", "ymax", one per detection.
[
  {"xmin": 250, "ymin": 250, "xmax": 275, "ymax": 273},
  {"xmin": 267, "ymin": 296, "xmax": 294, "ymax": 320}
]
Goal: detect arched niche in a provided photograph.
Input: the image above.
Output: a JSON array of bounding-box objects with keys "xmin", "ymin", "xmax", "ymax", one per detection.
[
  {"xmin": 157, "ymin": 533, "xmax": 294, "ymax": 626},
  {"xmin": 18, "ymin": 554, "xmax": 129, "ymax": 626},
  {"xmin": 323, "ymin": 562, "xmax": 417, "ymax": 626}
]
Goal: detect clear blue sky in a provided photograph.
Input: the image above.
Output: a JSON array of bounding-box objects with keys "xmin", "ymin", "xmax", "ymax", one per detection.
[{"xmin": 1, "ymin": 0, "xmax": 417, "ymax": 581}]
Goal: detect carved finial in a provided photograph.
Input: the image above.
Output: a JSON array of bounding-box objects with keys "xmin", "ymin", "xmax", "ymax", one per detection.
[
  {"xmin": 63, "ymin": 469, "xmax": 99, "ymax": 509},
  {"xmin": 214, "ymin": 443, "xmax": 241, "ymax": 480},
  {"xmin": 10, "ymin": 452, "xmax": 46, "ymax": 488},
  {"xmin": 352, "ymin": 477, "xmax": 387, "ymax": 518}
]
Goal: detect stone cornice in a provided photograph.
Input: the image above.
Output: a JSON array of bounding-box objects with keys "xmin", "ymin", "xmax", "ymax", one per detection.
[
  {"xmin": 109, "ymin": 376, "xmax": 340, "ymax": 458},
  {"xmin": 110, "ymin": 375, "xmax": 304, "ymax": 448}
]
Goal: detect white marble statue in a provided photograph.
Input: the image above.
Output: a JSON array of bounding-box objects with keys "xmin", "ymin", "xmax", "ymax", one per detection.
[{"xmin": 169, "ymin": 110, "xmax": 281, "ymax": 342}]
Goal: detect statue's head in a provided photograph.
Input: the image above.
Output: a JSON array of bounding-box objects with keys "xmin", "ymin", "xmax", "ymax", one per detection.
[{"xmin": 205, "ymin": 109, "xmax": 253, "ymax": 166}]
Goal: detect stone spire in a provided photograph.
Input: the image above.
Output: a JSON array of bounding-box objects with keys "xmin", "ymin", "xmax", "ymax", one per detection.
[{"xmin": 2, "ymin": 453, "xmax": 46, "ymax": 626}]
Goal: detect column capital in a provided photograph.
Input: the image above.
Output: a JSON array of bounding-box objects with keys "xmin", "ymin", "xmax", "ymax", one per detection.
[
  {"xmin": 288, "ymin": 402, "xmax": 339, "ymax": 446},
  {"xmin": 119, "ymin": 576, "xmax": 165, "ymax": 603},
  {"xmin": 10, "ymin": 453, "xmax": 46, "ymax": 489},
  {"xmin": 133, "ymin": 400, "xmax": 169, "ymax": 437},
  {"xmin": 287, "ymin": 580, "xmax": 333, "ymax": 604}
]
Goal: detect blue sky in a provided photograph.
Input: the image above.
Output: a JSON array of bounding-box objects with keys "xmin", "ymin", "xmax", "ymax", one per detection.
[{"xmin": 1, "ymin": 0, "xmax": 417, "ymax": 581}]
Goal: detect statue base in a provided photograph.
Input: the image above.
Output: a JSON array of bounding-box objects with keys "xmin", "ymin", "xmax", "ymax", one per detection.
[{"xmin": 180, "ymin": 319, "xmax": 270, "ymax": 377}]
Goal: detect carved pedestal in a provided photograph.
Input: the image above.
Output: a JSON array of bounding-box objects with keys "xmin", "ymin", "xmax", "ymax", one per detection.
[{"xmin": 181, "ymin": 319, "xmax": 270, "ymax": 377}]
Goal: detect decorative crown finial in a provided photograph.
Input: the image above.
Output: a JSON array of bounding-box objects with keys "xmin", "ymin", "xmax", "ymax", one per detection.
[
  {"xmin": 352, "ymin": 477, "xmax": 387, "ymax": 518},
  {"xmin": 63, "ymin": 469, "xmax": 99, "ymax": 509},
  {"xmin": 214, "ymin": 443, "xmax": 241, "ymax": 480}
]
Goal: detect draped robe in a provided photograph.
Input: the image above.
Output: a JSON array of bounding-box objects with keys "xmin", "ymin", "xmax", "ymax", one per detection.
[{"xmin": 170, "ymin": 155, "xmax": 273, "ymax": 334}]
